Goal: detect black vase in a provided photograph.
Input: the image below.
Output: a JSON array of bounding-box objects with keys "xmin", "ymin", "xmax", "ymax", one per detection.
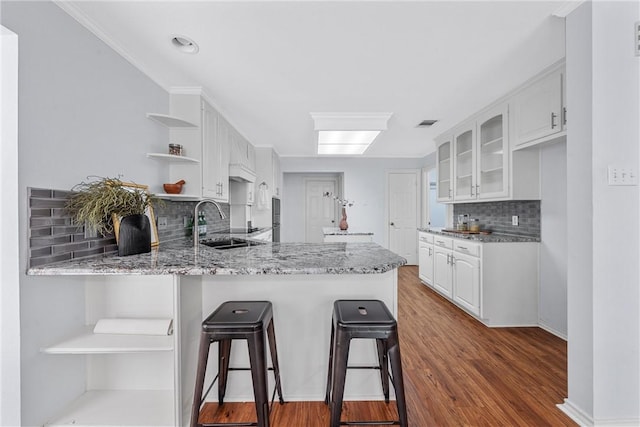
[{"xmin": 118, "ymin": 214, "xmax": 151, "ymax": 256}]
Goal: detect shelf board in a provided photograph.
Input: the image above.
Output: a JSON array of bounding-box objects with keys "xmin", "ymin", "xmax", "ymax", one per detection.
[
  {"xmin": 456, "ymin": 174, "xmax": 473, "ymax": 180},
  {"xmin": 156, "ymin": 193, "xmax": 202, "ymax": 201},
  {"xmin": 456, "ymin": 149, "xmax": 473, "ymax": 157},
  {"xmin": 481, "ymin": 136, "xmax": 503, "ymax": 147},
  {"xmin": 481, "ymin": 167, "xmax": 504, "ymax": 174},
  {"xmin": 146, "ymin": 113, "xmax": 196, "ymax": 128},
  {"xmin": 41, "ymin": 326, "xmax": 173, "ymax": 354},
  {"xmin": 147, "ymin": 153, "xmax": 200, "ymax": 163},
  {"xmin": 45, "ymin": 390, "xmax": 174, "ymax": 427}
]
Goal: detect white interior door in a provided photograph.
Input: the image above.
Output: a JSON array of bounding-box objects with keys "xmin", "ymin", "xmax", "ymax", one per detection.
[
  {"xmin": 305, "ymin": 179, "xmax": 337, "ymax": 243},
  {"xmin": 388, "ymin": 170, "xmax": 419, "ymax": 264}
]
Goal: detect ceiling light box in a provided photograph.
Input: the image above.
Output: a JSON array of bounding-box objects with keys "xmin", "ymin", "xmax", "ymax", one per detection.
[{"xmin": 311, "ymin": 112, "xmax": 393, "ymax": 155}]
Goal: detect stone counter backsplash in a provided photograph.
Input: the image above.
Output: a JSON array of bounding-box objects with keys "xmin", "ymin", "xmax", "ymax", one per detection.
[
  {"xmin": 452, "ymin": 200, "xmax": 540, "ymax": 237},
  {"xmin": 27, "ymin": 187, "xmax": 230, "ymax": 268}
]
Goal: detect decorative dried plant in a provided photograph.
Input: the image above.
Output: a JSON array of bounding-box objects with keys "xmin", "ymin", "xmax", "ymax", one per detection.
[{"xmin": 66, "ymin": 176, "xmax": 158, "ymax": 236}]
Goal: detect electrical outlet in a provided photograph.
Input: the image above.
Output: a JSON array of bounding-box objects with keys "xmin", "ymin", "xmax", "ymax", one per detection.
[
  {"xmin": 512, "ymin": 215, "xmax": 519, "ymax": 226},
  {"xmin": 157, "ymin": 216, "xmax": 168, "ymax": 229},
  {"xmin": 608, "ymin": 166, "xmax": 638, "ymax": 186}
]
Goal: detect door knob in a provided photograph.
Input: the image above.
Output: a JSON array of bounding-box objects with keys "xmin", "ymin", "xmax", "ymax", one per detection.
[{"xmin": 390, "ymin": 222, "xmax": 395, "ymax": 226}]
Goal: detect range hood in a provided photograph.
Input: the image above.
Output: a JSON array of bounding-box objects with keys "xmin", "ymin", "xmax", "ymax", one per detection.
[{"xmin": 228, "ymin": 163, "xmax": 256, "ymax": 183}]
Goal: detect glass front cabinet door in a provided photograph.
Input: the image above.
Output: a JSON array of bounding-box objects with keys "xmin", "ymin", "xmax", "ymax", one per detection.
[
  {"xmin": 476, "ymin": 105, "xmax": 509, "ymax": 200},
  {"xmin": 436, "ymin": 139, "xmax": 453, "ymax": 202},
  {"xmin": 453, "ymin": 126, "xmax": 476, "ymax": 201}
]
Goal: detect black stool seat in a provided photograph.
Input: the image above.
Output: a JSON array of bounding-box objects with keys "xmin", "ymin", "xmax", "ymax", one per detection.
[
  {"xmin": 325, "ymin": 300, "xmax": 408, "ymax": 427},
  {"xmin": 191, "ymin": 301, "xmax": 284, "ymax": 427}
]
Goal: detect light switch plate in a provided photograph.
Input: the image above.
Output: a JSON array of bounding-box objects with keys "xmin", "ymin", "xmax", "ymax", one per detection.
[
  {"xmin": 607, "ymin": 166, "xmax": 638, "ymax": 186},
  {"xmin": 512, "ymin": 215, "xmax": 519, "ymax": 226}
]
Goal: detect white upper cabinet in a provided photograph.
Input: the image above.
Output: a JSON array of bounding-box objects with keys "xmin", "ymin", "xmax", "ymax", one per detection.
[
  {"xmin": 436, "ymin": 138, "xmax": 453, "ymax": 202},
  {"xmin": 476, "ymin": 104, "xmax": 509, "ymax": 199},
  {"xmin": 438, "ymin": 104, "xmax": 510, "ymax": 203},
  {"xmin": 512, "ymin": 65, "xmax": 564, "ymax": 148},
  {"xmin": 435, "ymin": 60, "xmax": 566, "ymax": 203},
  {"xmin": 453, "ymin": 125, "xmax": 476, "ymax": 201},
  {"xmin": 202, "ymin": 99, "xmax": 230, "ymax": 202}
]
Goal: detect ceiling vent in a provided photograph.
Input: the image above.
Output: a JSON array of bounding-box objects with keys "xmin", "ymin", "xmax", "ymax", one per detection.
[{"xmin": 417, "ymin": 120, "xmax": 438, "ymax": 127}]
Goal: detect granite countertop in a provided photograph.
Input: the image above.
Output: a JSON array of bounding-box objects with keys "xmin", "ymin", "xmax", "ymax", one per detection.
[
  {"xmin": 322, "ymin": 227, "xmax": 373, "ymax": 236},
  {"xmin": 417, "ymin": 227, "xmax": 540, "ymax": 243},
  {"xmin": 27, "ymin": 236, "xmax": 406, "ymax": 276}
]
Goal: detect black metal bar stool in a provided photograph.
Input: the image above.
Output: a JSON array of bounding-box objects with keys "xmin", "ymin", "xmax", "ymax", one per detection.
[
  {"xmin": 191, "ymin": 301, "xmax": 284, "ymax": 427},
  {"xmin": 324, "ymin": 299, "xmax": 408, "ymax": 427}
]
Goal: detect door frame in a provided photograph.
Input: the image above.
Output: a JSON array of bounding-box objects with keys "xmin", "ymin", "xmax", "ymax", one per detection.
[{"xmin": 385, "ymin": 169, "xmax": 420, "ymax": 259}]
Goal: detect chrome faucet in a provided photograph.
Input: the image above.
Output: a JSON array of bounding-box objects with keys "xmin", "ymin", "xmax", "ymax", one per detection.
[{"xmin": 193, "ymin": 199, "xmax": 226, "ymax": 253}]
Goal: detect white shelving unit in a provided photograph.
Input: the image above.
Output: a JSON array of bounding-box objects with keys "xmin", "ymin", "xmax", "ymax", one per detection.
[
  {"xmin": 45, "ymin": 390, "xmax": 174, "ymax": 427},
  {"xmin": 42, "ymin": 276, "xmax": 180, "ymax": 427},
  {"xmin": 147, "ymin": 153, "xmax": 199, "ymax": 163},
  {"xmin": 146, "ymin": 113, "xmax": 196, "ymax": 128},
  {"xmin": 42, "ymin": 326, "xmax": 173, "ymax": 354}
]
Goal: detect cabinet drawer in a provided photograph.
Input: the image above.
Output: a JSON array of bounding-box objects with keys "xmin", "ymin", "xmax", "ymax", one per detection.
[
  {"xmin": 454, "ymin": 241, "xmax": 480, "ymax": 257},
  {"xmin": 418, "ymin": 232, "xmax": 434, "ymax": 244},
  {"xmin": 433, "ymin": 237, "xmax": 453, "ymax": 249}
]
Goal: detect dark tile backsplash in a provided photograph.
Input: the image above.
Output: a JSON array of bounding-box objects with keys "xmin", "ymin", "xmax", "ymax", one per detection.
[
  {"xmin": 28, "ymin": 187, "xmax": 230, "ymax": 268},
  {"xmin": 453, "ymin": 200, "xmax": 540, "ymax": 237}
]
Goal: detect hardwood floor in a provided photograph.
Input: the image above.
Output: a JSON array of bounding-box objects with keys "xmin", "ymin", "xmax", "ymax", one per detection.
[{"xmin": 199, "ymin": 266, "xmax": 576, "ymax": 426}]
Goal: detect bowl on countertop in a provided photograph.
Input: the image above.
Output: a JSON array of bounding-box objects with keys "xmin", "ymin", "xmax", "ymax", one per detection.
[{"xmin": 163, "ymin": 180, "xmax": 185, "ymax": 194}]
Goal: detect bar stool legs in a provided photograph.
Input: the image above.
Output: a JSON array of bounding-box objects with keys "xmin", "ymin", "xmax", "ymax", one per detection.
[
  {"xmin": 191, "ymin": 301, "xmax": 284, "ymax": 427},
  {"xmin": 325, "ymin": 299, "xmax": 409, "ymax": 427}
]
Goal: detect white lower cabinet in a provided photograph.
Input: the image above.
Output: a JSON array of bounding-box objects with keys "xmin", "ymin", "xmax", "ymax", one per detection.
[
  {"xmin": 421, "ymin": 231, "xmax": 538, "ymax": 327},
  {"xmin": 432, "ymin": 237, "xmax": 453, "ymax": 299},
  {"xmin": 452, "ymin": 247, "xmax": 481, "ymax": 316},
  {"xmin": 418, "ymin": 232, "xmax": 434, "ymax": 286},
  {"xmin": 43, "ymin": 276, "xmax": 180, "ymax": 427}
]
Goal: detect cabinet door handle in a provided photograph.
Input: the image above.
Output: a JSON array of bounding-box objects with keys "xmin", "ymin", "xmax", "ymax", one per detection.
[
  {"xmin": 428, "ymin": 247, "xmax": 432, "ymax": 256},
  {"xmin": 446, "ymin": 254, "xmax": 449, "ymax": 264},
  {"xmin": 458, "ymin": 246, "xmax": 468, "ymax": 250},
  {"xmin": 551, "ymin": 112, "xmax": 558, "ymax": 129},
  {"xmin": 476, "ymin": 184, "xmax": 479, "ymax": 196},
  {"xmin": 449, "ymin": 189, "xmax": 452, "ymax": 199},
  {"xmin": 563, "ymin": 107, "xmax": 567, "ymax": 125}
]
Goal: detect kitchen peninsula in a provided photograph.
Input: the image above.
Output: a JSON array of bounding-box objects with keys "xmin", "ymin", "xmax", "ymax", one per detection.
[{"xmin": 27, "ymin": 239, "xmax": 406, "ymax": 427}]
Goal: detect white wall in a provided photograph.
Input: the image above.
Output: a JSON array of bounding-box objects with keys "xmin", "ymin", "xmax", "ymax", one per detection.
[
  {"xmin": 539, "ymin": 141, "xmax": 567, "ymax": 339},
  {"xmin": 1, "ymin": 2, "xmax": 169, "ymax": 425},
  {"xmin": 565, "ymin": 2, "xmax": 640, "ymax": 424},
  {"xmin": 281, "ymin": 157, "xmax": 426, "ymax": 247},
  {"xmin": 0, "ymin": 25, "xmax": 22, "ymax": 427}
]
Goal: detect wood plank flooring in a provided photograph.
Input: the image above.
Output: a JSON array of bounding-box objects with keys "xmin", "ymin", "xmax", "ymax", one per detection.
[{"xmin": 199, "ymin": 265, "xmax": 576, "ymax": 426}]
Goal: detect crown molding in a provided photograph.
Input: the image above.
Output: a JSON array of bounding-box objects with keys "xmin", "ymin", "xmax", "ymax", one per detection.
[{"xmin": 53, "ymin": 1, "xmax": 170, "ymax": 92}]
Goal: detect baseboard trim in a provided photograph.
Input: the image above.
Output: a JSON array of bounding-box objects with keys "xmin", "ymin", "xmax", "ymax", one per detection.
[
  {"xmin": 539, "ymin": 322, "xmax": 567, "ymax": 341},
  {"xmin": 558, "ymin": 399, "xmax": 593, "ymax": 426}
]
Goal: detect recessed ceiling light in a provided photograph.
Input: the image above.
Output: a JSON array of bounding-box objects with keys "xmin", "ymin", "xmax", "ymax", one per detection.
[
  {"xmin": 417, "ymin": 119, "xmax": 438, "ymax": 127},
  {"xmin": 171, "ymin": 35, "xmax": 199, "ymax": 54},
  {"xmin": 311, "ymin": 113, "xmax": 393, "ymax": 155}
]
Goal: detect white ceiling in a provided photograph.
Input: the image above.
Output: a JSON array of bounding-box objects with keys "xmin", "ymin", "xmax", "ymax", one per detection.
[{"xmin": 57, "ymin": 0, "xmax": 567, "ymax": 158}]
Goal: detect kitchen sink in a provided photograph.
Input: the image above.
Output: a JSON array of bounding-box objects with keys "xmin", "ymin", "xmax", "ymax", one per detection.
[{"xmin": 200, "ymin": 238, "xmax": 263, "ymax": 250}]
